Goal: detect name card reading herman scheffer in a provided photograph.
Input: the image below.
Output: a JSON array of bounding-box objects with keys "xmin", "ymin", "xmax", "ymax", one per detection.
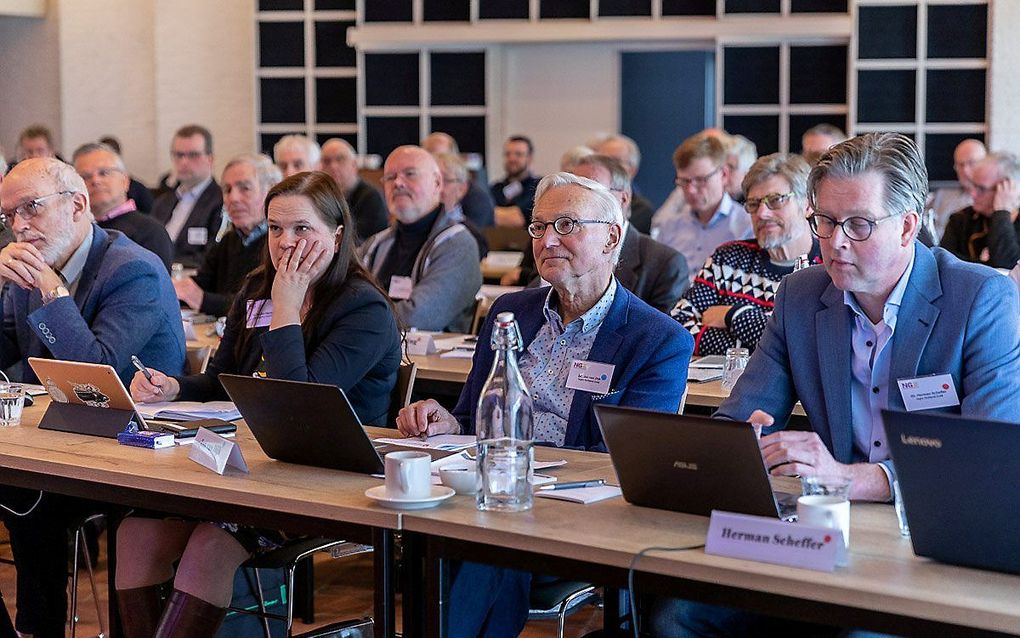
[{"xmin": 705, "ymin": 510, "xmax": 843, "ymax": 572}]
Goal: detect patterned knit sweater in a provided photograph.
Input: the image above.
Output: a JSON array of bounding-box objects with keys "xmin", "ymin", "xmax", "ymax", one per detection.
[{"xmin": 671, "ymin": 238, "xmax": 821, "ymax": 355}]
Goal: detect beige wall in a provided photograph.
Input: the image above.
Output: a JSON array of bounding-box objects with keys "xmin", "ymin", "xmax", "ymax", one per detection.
[
  {"xmin": 0, "ymin": 0, "xmax": 255, "ymax": 184},
  {"xmin": 989, "ymin": 0, "xmax": 1020, "ymax": 153}
]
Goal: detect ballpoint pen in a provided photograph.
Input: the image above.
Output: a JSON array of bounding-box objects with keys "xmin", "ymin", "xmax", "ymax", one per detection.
[
  {"xmin": 539, "ymin": 479, "xmax": 606, "ymax": 491},
  {"xmin": 130, "ymin": 355, "xmax": 163, "ymax": 395}
]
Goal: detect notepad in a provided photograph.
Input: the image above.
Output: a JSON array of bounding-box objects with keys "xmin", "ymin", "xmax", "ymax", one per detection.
[
  {"xmin": 689, "ymin": 355, "xmax": 727, "ymax": 369},
  {"xmin": 687, "ymin": 368, "xmax": 723, "ymax": 383},
  {"xmin": 136, "ymin": 401, "xmax": 241, "ymax": 422},
  {"xmin": 535, "ymin": 485, "xmax": 622, "ymax": 504},
  {"xmin": 374, "ymin": 434, "xmax": 477, "ymax": 451}
]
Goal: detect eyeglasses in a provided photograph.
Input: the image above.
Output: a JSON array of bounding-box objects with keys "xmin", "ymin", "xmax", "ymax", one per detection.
[
  {"xmin": 77, "ymin": 167, "xmax": 123, "ymax": 181},
  {"xmin": 381, "ymin": 168, "xmax": 423, "ymax": 184},
  {"xmin": 171, "ymin": 150, "xmax": 207, "ymax": 161},
  {"xmin": 527, "ymin": 216, "xmax": 613, "ymax": 239},
  {"xmin": 675, "ymin": 164, "xmax": 723, "ymax": 189},
  {"xmin": 744, "ymin": 192, "xmax": 795, "ymax": 214},
  {"xmin": 967, "ymin": 180, "xmax": 999, "ymax": 195},
  {"xmin": 0, "ymin": 191, "xmax": 74, "ymax": 226},
  {"xmin": 807, "ymin": 211, "xmax": 901, "ymax": 242}
]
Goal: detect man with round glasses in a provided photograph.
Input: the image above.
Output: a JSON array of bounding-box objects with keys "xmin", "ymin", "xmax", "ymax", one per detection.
[
  {"xmin": 651, "ymin": 132, "xmax": 753, "ymax": 282},
  {"xmin": 672, "ymin": 153, "xmax": 820, "ymax": 355}
]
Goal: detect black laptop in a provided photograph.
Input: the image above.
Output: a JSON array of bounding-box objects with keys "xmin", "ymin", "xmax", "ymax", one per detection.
[
  {"xmin": 218, "ymin": 375, "xmax": 384, "ymax": 475},
  {"xmin": 883, "ymin": 409, "xmax": 1020, "ymax": 575},
  {"xmin": 594, "ymin": 405, "xmax": 795, "ymax": 519}
]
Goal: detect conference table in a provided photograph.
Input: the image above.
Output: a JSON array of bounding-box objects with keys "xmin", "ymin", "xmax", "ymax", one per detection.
[{"xmin": 0, "ymin": 399, "xmax": 1018, "ymax": 636}]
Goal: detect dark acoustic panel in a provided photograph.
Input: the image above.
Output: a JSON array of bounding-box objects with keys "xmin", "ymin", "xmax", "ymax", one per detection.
[
  {"xmin": 725, "ymin": 0, "xmax": 780, "ymax": 13},
  {"xmin": 364, "ymin": 53, "xmax": 420, "ymax": 106},
  {"xmin": 315, "ymin": 0, "xmax": 355, "ymax": 8},
  {"xmin": 479, "ymin": 0, "xmax": 529, "ymax": 19},
  {"xmin": 926, "ymin": 133, "xmax": 985, "ymax": 183},
  {"xmin": 261, "ymin": 133, "xmax": 303, "ymax": 155},
  {"xmin": 856, "ymin": 70, "xmax": 915, "ymax": 123},
  {"xmin": 315, "ymin": 21, "xmax": 356, "ymax": 68},
  {"xmin": 723, "ymin": 115, "xmax": 779, "ymax": 156},
  {"xmin": 315, "ymin": 132, "xmax": 357, "ymax": 148},
  {"xmin": 927, "ymin": 4, "xmax": 987, "ymax": 59},
  {"xmin": 662, "ymin": 0, "xmax": 715, "ymax": 15},
  {"xmin": 316, "ymin": 77, "xmax": 358, "ymax": 124},
  {"xmin": 599, "ymin": 0, "xmax": 652, "ymax": 17},
  {"xmin": 364, "ymin": 0, "xmax": 413, "ymax": 22},
  {"xmin": 430, "ymin": 52, "xmax": 486, "ymax": 106},
  {"xmin": 858, "ymin": 5, "xmax": 916, "ymax": 59},
  {"xmin": 540, "ymin": 0, "xmax": 590, "ymax": 19},
  {"xmin": 260, "ymin": 0, "xmax": 303, "ymax": 10},
  {"xmin": 724, "ymin": 46, "xmax": 780, "ymax": 105},
  {"xmin": 430, "ymin": 116, "xmax": 486, "ymax": 156},
  {"xmin": 260, "ymin": 78, "xmax": 306, "ymax": 124},
  {"xmin": 926, "ymin": 69, "xmax": 985, "ymax": 123},
  {"xmin": 790, "ymin": 45, "xmax": 847, "ymax": 105},
  {"xmin": 789, "ymin": 115, "xmax": 847, "ymax": 154},
  {"xmin": 366, "ymin": 117, "xmax": 421, "ymax": 157},
  {"xmin": 259, "ymin": 22, "xmax": 304, "ymax": 68},
  {"xmin": 790, "ymin": 0, "xmax": 846, "ymax": 12},
  {"xmin": 425, "ymin": 0, "xmax": 470, "ymax": 21}
]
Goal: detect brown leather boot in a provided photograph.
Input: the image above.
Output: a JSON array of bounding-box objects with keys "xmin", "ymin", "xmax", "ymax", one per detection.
[
  {"xmin": 153, "ymin": 590, "xmax": 226, "ymax": 638},
  {"xmin": 116, "ymin": 584, "xmax": 164, "ymax": 638}
]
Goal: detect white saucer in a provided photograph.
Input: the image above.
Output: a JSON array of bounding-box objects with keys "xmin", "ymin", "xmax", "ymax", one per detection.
[{"xmin": 365, "ymin": 485, "xmax": 455, "ymax": 510}]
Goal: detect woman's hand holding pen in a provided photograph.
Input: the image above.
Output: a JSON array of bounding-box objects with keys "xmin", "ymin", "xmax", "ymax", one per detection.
[{"xmin": 130, "ymin": 368, "xmax": 180, "ymax": 403}]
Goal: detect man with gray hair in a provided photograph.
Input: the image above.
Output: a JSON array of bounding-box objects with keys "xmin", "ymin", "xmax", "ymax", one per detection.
[
  {"xmin": 594, "ymin": 133, "xmax": 656, "ymax": 233},
  {"xmin": 273, "ymin": 134, "xmax": 321, "ymax": 178},
  {"xmin": 72, "ymin": 142, "xmax": 174, "ymax": 269},
  {"xmin": 723, "ymin": 133, "xmax": 757, "ymax": 202},
  {"xmin": 319, "ymin": 137, "xmax": 388, "ymax": 241},
  {"xmin": 0, "ymin": 157, "xmax": 185, "ymax": 637},
  {"xmin": 174, "ymin": 154, "xmax": 282, "ymax": 317},
  {"xmin": 800, "ymin": 122, "xmax": 848, "ymax": 165},
  {"xmin": 422, "ymin": 131, "xmax": 495, "ymax": 227},
  {"xmin": 397, "ymin": 171, "xmax": 693, "ymax": 636},
  {"xmin": 940, "ymin": 151, "xmax": 1020, "ymax": 269},
  {"xmin": 653, "ymin": 132, "xmax": 1020, "ymax": 636}
]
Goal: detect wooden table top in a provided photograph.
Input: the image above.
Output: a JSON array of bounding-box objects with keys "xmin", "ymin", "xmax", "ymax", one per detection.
[{"xmin": 401, "ymin": 447, "xmax": 1020, "ymax": 634}]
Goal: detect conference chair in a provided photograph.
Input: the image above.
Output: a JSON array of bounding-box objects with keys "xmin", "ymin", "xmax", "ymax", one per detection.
[
  {"xmin": 69, "ymin": 513, "xmax": 107, "ymax": 638},
  {"xmin": 527, "ymin": 580, "xmax": 600, "ymax": 638}
]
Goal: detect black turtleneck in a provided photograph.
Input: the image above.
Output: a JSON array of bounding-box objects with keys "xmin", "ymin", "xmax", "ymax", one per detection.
[{"xmin": 376, "ymin": 206, "xmax": 442, "ymax": 292}]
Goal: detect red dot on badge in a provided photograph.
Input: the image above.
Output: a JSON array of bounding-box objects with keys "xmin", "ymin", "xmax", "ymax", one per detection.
[
  {"xmin": 824, "ymin": 535, "xmax": 832, "ymax": 543},
  {"xmin": 942, "ymin": 384, "xmax": 949, "ymax": 390}
]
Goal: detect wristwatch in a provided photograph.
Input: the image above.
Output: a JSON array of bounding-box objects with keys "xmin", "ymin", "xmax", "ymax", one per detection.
[{"xmin": 42, "ymin": 284, "xmax": 69, "ymax": 304}]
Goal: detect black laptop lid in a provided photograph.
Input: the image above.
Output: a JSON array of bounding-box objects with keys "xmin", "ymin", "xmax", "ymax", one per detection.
[
  {"xmin": 594, "ymin": 405, "xmax": 780, "ymax": 518},
  {"xmin": 883, "ymin": 409, "xmax": 1020, "ymax": 575},
  {"xmin": 219, "ymin": 375, "xmax": 383, "ymax": 475}
]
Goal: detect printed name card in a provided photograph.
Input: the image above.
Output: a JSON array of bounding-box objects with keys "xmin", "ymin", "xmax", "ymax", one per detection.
[
  {"xmin": 188, "ymin": 427, "xmax": 249, "ymax": 475},
  {"xmin": 705, "ymin": 510, "xmax": 843, "ymax": 572},
  {"xmin": 405, "ymin": 332, "xmax": 437, "ymax": 356}
]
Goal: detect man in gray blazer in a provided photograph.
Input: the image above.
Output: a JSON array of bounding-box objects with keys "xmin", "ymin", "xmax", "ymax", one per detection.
[{"xmin": 571, "ymin": 154, "xmax": 689, "ymax": 312}]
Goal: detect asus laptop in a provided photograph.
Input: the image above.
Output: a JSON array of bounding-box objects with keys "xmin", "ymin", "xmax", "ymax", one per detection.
[
  {"xmin": 218, "ymin": 374, "xmax": 384, "ymax": 475},
  {"xmin": 884, "ymin": 409, "xmax": 1020, "ymax": 575},
  {"xmin": 594, "ymin": 405, "xmax": 796, "ymax": 519}
]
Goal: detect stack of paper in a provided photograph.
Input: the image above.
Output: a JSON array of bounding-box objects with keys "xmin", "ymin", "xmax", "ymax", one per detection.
[
  {"xmin": 535, "ymin": 485, "xmax": 622, "ymax": 504},
  {"xmin": 136, "ymin": 401, "xmax": 241, "ymax": 422}
]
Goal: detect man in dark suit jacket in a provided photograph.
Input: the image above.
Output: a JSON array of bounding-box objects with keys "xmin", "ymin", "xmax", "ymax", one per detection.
[
  {"xmin": 149, "ymin": 124, "xmax": 223, "ymax": 267},
  {"xmin": 0, "ymin": 158, "xmax": 185, "ymax": 637},
  {"xmin": 319, "ymin": 138, "xmax": 389, "ymax": 242},
  {"xmin": 573, "ymin": 154, "xmax": 689, "ymax": 312}
]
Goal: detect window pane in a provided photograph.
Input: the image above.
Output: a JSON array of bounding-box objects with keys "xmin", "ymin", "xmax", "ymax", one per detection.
[
  {"xmin": 856, "ymin": 70, "xmax": 915, "ymax": 123},
  {"xmin": 430, "ymin": 52, "xmax": 486, "ymax": 106},
  {"xmin": 260, "ymin": 79, "xmax": 306, "ymax": 124},
  {"xmin": 425, "ymin": 0, "xmax": 470, "ymax": 21},
  {"xmin": 259, "ymin": 22, "xmax": 304, "ymax": 68},
  {"xmin": 540, "ymin": 0, "xmax": 590, "ymax": 19},
  {"xmin": 316, "ymin": 77, "xmax": 357, "ymax": 123},
  {"xmin": 790, "ymin": 0, "xmax": 846, "ymax": 12},
  {"xmin": 365, "ymin": 53, "xmax": 420, "ymax": 106},
  {"xmin": 662, "ymin": 0, "xmax": 715, "ymax": 15},
  {"xmin": 479, "ymin": 0, "xmax": 529, "ymax": 19},
  {"xmin": 858, "ymin": 6, "xmax": 916, "ymax": 60},
  {"xmin": 364, "ymin": 0, "xmax": 412, "ymax": 22},
  {"xmin": 599, "ymin": 0, "xmax": 651, "ymax": 17},
  {"xmin": 926, "ymin": 133, "xmax": 984, "ymax": 183},
  {"xmin": 366, "ymin": 117, "xmax": 420, "ymax": 157},
  {"xmin": 926, "ymin": 70, "xmax": 985, "ymax": 123},
  {"xmin": 927, "ymin": 4, "xmax": 987, "ymax": 59},
  {"xmin": 315, "ymin": 0, "xmax": 355, "ymax": 9},
  {"xmin": 260, "ymin": 0, "xmax": 303, "ymax": 10},
  {"xmin": 723, "ymin": 115, "xmax": 779, "ymax": 155},
  {"xmin": 724, "ymin": 46, "xmax": 780, "ymax": 105},
  {"xmin": 789, "ymin": 45, "xmax": 847, "ymax": 105},
  {"xmin": 725, "ymin": 0, "xmax": 780, "ymax": 14},
  {"xmin": 315, "ymin": 21, "xmax": 355, "ymax": 68},
  {"xmin": 430, "ymin": 116, "xmax": 487, "ymax": 156}
]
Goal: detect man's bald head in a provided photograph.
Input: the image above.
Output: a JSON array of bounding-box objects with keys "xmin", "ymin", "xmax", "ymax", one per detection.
[
  {"xmin": 382, "ymin": 145, "xmax": 443, "ymax": 224},
  {"xmin": 319, "ymin": 138, "xmax": 360, "ymax": 193},
  {"xmin": 422, "ymin": 132, "xmax": 459, "ymax": 156},
  {"xmin": 953, "ymin": 139, "xmax": 987, "ymax": 185}
]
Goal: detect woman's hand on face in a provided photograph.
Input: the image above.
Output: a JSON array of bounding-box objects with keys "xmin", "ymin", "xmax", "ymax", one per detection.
[{"xmin": 271, "ymin": 239, "xmax": 331, "ymax": 315}]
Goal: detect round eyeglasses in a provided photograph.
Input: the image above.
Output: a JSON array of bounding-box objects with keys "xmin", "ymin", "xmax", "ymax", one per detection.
[
  {"xmin": 0, "ymin": 191, "xmax": 74, "ymax": 226},
  {"xmin": 527, "ymin": 216, "xmax": 613, "ymax": 239},
  {"xmin": 807, "ymin": 211, "xmax": 901, "ymax": 242}
]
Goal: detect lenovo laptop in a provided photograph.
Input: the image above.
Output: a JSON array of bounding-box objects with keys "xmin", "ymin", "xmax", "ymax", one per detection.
[
  {"xmin": 883, "ymin": 409, "xmax": 1020, "ymax": 575},
  {"xmin": 594, "ymin": 405, "xmax": 795, "ymax": 519},
  {"xmin": 218, "ymin": 374, "xmax": 384, "ymax": 475}
]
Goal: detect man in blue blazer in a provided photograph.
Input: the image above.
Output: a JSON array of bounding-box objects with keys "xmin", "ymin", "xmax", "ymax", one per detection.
[
  {"xmin": 0, "ymin": 157, "xmax": 185, "ymax": 637},
  {"xmin": 399, "ymin": 172, "xmax": 693, "ymax": 636}
]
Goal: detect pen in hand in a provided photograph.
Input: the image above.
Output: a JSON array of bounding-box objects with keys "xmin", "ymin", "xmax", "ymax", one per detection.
[
  {"xmin": 539, "ymin": 479, "xmax": 606, "ymax": 491},
  {"xmin": 130, "ymin": 355, "xmax": 163, "ymax": 395}
]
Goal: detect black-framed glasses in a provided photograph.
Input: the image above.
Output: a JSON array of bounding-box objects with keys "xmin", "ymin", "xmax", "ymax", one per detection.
[
  {"xmin": 527, "ymin": 216, "xmax": 613, "ymax": 239},
  {"xmin": 967, "ymin": 180, "xmax": 999, "ymax": 195},
  {"xmin": 807, "ymin": 211, "xmax": 901, "ymax": 242},
  {"xmin": 0, "ymin": 191, "xmax": 74, "ymax": 226},
  {"xmin": 77, "ymin": 166, "xmax": 124, "ymax": 181},
  {"xmin": 171, "ymin": 150, "xmax": 207, "ymax": 161},
  {"xmin": 744, "ymin": 192, "xmax": 795, "ymax": 214},
  {"xmin": 675, "ymin": 164, "xmax": 723, "ymax": 189}
]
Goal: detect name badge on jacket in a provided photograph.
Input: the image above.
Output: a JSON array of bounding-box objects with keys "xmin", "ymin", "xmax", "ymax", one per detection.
[
  {"xmin": 565, "ymin": 360, "xmax": 615, "ymax": 395},
  {"xmin": 896, "ymin": 373, "xmax": 960, "ymax": 411},
  {"xmin": 245, "ymin": 299, "xmax": 273, "ymax": 328},
  {"xmin": 388, "ymin": 275, "xmax": 414, "ymax": 300},
  {"xmin": 187, "ymin": 227, "xmax": 209, "ymax": 245}
]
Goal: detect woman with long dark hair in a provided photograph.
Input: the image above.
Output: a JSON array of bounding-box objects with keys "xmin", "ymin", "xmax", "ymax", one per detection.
[{"xmin": 115, "ymin": 171, "xmax": 401, "ymax": 637}]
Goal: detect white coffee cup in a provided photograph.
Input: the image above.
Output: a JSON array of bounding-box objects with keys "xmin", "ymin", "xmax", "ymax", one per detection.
[
  {"xmin": 439, "ymin": 468, "xmax": 479, "ymax": 495},
  {"xmin": 384, "ymin": 451, "xmax": 432, "ymax": 500},
  {"xmin": 797, "ymin": 495, "xmax": 850, "ymax": 566}
]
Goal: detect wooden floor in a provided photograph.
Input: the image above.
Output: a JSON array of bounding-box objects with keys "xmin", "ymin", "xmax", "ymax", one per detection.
[{"xmin": 0, "ymin": 532, "xmax": 603, "ymax": 637}]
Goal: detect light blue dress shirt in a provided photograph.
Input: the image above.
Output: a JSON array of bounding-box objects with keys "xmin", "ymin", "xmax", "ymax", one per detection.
[
  {"xmin": 650, "ymin": 191, "xmax": 752, "ymax": 280},
  {"xmin": 519, "ymin": 278, "xmax": 617, "ymax": 447}
]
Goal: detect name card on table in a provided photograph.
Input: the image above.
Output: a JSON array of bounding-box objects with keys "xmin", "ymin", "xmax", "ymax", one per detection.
[
  {"xmin": 705, "ymin": 510, "xmax": 843, "ymax": 572},
  {"xmin": 188, "ymin": 427, "xmax": 249, "ymax": 475},
  {"xmin": 405, "ymin": 332, "xmax": 437, "ymax": 356}
]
